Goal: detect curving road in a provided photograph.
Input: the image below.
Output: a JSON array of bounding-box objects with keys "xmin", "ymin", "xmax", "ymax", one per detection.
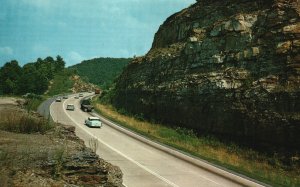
[{"xmin": 48, "ymin": 93, "xmax": 264, "ymax": 187}]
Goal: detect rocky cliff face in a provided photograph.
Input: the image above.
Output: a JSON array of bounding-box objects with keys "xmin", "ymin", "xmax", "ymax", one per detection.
[{"xmin": 112, "ymin": 0, "xmax": 300, "ymax": 153}]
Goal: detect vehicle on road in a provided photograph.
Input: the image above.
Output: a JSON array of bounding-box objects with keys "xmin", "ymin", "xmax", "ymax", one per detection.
[
  {"xmin": 56, "ymin": 97, "xmax": 62, "ymax": 102},
  {"xmin": 63, "ymin": 95, "xmax": 68, "ymax": 99},
  {"xmin": 95, "ymin": 89, "xmax": 100, "ymax": 94},
  {"xmin": 85, "ymin": 116, "xmax": 102, "ymax": 128},
  {"xmin": 66, "ymin": 104, "xmax": 75, "ymax": 111},
  {"xmin": 79, "ymin": 93, "xmax": 84, "ymax": 97},
  {"xmin": 80, "ymin": 99, "xmax": 94, "ymax": 112}
]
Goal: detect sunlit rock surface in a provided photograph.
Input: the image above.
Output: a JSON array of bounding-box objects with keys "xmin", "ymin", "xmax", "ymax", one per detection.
[{"xmin": 112, "ymin": 0, "xmax": 300, "ymax": 153}]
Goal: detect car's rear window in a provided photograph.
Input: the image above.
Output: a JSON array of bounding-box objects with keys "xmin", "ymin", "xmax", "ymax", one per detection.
[
  {"xmin": 90, "ymin": 118, "xmax": 100, "ymax": 121},
  {"xmin": 82, "ymin": 100, "xmax": 91, "ymax": 105}
]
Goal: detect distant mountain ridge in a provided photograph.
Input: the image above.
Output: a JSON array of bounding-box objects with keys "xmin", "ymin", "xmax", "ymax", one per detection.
[{"xmin": 69, "ymin": 57, "xmax": 132, "ymax": 89}]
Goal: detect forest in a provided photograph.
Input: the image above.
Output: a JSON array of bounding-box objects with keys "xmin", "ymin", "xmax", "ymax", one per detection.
[
  {"xmin": 69, "ymin": 57, "xmax": 131, "ymax": 89},
  {"xmin": 0, "ymin": 56, "xmax": 65, "ymax": 95}
]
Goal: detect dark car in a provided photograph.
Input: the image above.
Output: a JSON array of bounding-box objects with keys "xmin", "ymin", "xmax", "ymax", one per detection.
[{"xmin": 80, "ymin": 99, "xmax": 94, "ymax": 112}]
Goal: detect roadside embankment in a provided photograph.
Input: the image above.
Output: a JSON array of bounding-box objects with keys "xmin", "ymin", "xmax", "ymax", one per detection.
[
  {"xmin": 0, "ymin": 97, "xmax": 124, "ymax": 187},
  {"xmin": 93, "ymin": 102, "xmax": 300, "ymax": 186}
]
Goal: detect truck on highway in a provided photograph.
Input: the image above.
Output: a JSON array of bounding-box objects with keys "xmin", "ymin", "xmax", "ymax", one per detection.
[{"xmin": 80, "ymin": 99, "xmax": 94, "ymax": 112}]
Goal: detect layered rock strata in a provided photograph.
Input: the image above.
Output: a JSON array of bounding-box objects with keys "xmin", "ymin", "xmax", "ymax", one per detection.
[{"xmin": 112, "ymin": 0, "xmax": 300, "ymax": 153}]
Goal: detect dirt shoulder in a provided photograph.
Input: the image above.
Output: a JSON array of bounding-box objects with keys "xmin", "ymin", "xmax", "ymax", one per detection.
[
  {"xmin": 0, "ymin": 97, "xmax": 123, "ymax": 187},
  {"xmin": 0, "ymin": 97, "xmax": 24, "ymax": 111}
]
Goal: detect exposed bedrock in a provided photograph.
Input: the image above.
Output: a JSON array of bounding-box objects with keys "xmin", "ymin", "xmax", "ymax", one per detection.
[{"xmin": 112, "ymin": 0, "xmax": 300, "ymax": 153}]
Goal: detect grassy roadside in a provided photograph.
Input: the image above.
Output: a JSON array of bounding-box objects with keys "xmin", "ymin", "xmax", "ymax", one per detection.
[
  {"xmin": 94, "ymin": 102, "xmax": 300, "ymax": 187},
  {"xmin": 0, "ymin": 109, "xmax": 53, "ymax": 134},
  {"xmin": 26, "ymin": 97, "xmax": 47, "ymax": 111},
  {"xmin": 26, "ymin": 70, "xmax": 76, "ymax": 111},
  {"xmin": 46, "ymin": 70, "xmax": 75, "ymax": 96}
]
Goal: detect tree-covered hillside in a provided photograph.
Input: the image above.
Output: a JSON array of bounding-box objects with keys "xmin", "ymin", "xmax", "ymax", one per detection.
[
  {"xmin": 0, "ymin": 56, "xmax": 65, "ymax": 95},
  {"xmin": 0, "ymin": 56, "xmax": 126, "ymax": 96},
  {"xmin": 69, "ymin": 58, "xmax": 132, "ymax": 89}
]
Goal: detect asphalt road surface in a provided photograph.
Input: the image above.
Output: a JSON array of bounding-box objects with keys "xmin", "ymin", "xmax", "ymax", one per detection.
[{"xmin": 49, "ymin": 93, "xmax": 261, "ymax": 187}]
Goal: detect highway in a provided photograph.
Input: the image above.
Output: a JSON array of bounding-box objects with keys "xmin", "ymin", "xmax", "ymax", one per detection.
[{"xmin": 49, "ymin": 93, "xmax": 264, "ymax": 187}]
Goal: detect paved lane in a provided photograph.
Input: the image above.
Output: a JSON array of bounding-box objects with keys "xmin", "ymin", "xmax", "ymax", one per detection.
[{"xmin": 49, "ymin": 93, "xmax": 261, "ymax": 187}]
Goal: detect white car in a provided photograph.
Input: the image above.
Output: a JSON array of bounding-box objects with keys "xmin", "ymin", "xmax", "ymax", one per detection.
[
  {"xmin": 85, "ymin": 117, "xmax": 102, "ymax": 128},
  {"xmin": 66, "ymin": 104, "xmax": 75, "ymax": 111},
  {"xmin": 56, "ymin": 97, "xmax": 62, "ymax": 102}
]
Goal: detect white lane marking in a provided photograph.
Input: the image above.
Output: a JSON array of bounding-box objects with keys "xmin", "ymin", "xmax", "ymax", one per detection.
[{"xmin": 60, "ymin": 98, "xmax": 180, "ymax": 187}]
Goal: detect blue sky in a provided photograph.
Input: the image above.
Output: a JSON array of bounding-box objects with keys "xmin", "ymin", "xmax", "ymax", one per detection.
[{"xmin": 0, "ymin": 0, "xmax": 195, "ymax": 67}]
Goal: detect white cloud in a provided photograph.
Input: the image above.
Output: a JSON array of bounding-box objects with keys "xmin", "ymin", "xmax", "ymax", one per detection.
[
  {"xmin": 66, "ymin": 51, "xmax": 84, "ymax": 67},
  {"xmin": 32, "ymin": 44, "xmax": 51, "ymax": 55},
  {"xmin": 0, "ymin": 47, "xmax": 13, "ymax": 55}
]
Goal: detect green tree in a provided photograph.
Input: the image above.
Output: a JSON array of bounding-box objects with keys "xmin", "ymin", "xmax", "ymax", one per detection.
[
  {"xmin": 1, "ymin": 55, "xmax": 67, "ymax": 95},
  {"xmin": 44, "ymin": 56, "xmax": 56, "ymax": 76},
  {"xmin": 0, "ymin": 60, "xmax": 22, "ymax": 94},
  {"xmin": 3, "ymin": 79, "xmax": 16, "ymax": 94},
  {"xmin": 17, "ymin": 64, "xmax": 37, "ymax": 94},
  {"xmin": 55, "ymin": 55, "xmax": 65, "ymax": 72},
  {"xmin": 17, "ymin": 63, "xmax": 48, "ymax": 94},
  {"xmin": 35, "ymin": 58, "xmax": 44, "ymax": 69}
]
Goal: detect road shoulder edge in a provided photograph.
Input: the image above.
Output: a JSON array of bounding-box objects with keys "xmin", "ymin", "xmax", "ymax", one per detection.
[{"xmin": 90, "ymin": 110, "xmax": 268, "ymax": 187}]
